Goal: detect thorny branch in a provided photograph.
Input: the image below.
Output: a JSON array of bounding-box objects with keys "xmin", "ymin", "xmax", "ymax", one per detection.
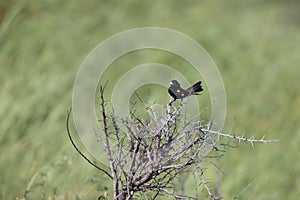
[{"xmin": 67, "ymin": 85, "xmax": 278, "ymax": 200}]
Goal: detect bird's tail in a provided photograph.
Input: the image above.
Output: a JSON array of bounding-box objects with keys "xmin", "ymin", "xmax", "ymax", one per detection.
[{"xmin": 188, "ymin": 81, "xmax": 203, "ymax": 94}]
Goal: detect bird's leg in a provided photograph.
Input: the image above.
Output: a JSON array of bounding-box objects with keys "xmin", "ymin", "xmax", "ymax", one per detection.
[
  {"xmin": 168, "ymin": 98, "xmax": 176, "ymax": 106},
  {"xmin": 180, "ymin": 99, "xmax": 184, "ymax": 106}
]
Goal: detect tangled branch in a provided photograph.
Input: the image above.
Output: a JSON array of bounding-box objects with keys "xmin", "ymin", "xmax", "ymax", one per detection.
[{"xmin": 67, "ymin": 85, "xmax": 278, "ymax": 200}]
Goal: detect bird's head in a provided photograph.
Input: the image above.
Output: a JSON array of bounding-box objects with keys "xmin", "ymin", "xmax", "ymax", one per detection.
[{"xmin": 169, "ymin": 80, "xmax": 180, "ymax": 87}]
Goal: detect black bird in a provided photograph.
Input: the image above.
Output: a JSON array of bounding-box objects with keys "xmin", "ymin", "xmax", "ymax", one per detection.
[{"xmin": 168, "ymin": 80, "xmax": 203, "ymax": 106}]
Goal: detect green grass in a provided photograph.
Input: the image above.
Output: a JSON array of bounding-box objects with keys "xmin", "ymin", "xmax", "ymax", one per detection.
[{"xmin": 1, "ymin": 0, "xmax": 300, "ymax": 199}]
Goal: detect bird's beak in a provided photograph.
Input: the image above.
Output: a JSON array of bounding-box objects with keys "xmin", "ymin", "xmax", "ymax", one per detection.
[{"xmin": 169, "ymin": 81, "xmax": 173, "ymax": 86}]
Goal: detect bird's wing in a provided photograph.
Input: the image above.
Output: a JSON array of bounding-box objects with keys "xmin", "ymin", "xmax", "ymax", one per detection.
[{"xmin": 169, "ymin": 86, "xmax": 188, "ymax": 99}]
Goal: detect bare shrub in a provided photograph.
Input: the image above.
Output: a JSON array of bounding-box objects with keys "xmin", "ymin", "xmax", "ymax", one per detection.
[{"xmin": 67, "ymin": 84, "xmax": 278, "ymax": 199}]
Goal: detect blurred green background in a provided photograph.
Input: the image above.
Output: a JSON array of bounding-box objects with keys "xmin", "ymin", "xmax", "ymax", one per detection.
[{"xmin": 1, "ymin": 0, "xmax": 299, "ymax": 199}]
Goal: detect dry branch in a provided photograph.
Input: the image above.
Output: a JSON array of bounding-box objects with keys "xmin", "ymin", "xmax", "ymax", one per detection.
[{"xmin": 67, "ymin": 85, "xmax": 278, "ymax": 200}]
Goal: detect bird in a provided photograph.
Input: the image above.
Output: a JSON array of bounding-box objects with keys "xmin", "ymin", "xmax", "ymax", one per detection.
[{"xmin": 168, "ymin": 80, "xmax": 203, "ymax": 106}]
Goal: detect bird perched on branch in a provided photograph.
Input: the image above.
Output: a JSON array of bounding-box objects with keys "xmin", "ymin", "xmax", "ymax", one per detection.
[{"xmin": 168, "ymin": 80, "xmax": 203, "ymax": 106}]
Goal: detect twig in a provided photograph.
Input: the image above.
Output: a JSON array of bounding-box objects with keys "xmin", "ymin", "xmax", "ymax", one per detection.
[
  {"xmin": 232, "ymin": 179, "xmax": 256, "ymax": 199},
  {"xmin": 66, "ymin": 109, "xmax": 112, "ymax": 179}
]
